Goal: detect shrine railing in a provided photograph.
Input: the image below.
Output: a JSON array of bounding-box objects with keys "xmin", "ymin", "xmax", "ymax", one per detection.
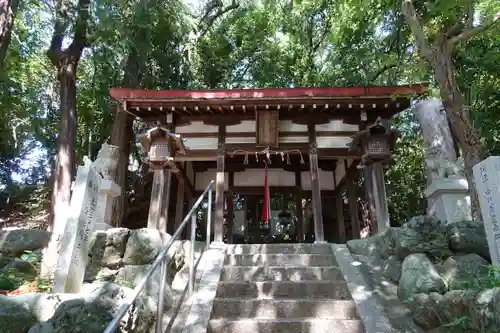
[{"xmin": 103, "ymin": 180, "xmax": 215, "ymax": 333}]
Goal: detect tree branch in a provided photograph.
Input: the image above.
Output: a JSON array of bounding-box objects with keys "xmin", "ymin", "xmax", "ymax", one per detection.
[
  {"xmin": 47, "ymin": 0, "xmax": 70, "ymax": 65},
  {"xmin": 67, "ymin": 0, "xmax": 91, "ymax": 57},
  {"xmin": 370, "ymin": 62, "xmax": 399, "ymax": 83},
  {"xmin": 198, "ymin": 0, "xmax": 239, "ymax": 38},
  {"xmin": 401, "ymin": 0, "xmax": 432, "ymax": 60},
  {"xmin": 446, "ymin": 14, "xmax": 500, "ymax": 47}
]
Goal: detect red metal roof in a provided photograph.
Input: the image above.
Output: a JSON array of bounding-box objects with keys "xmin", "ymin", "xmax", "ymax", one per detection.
[{"xmin": 109, "ymin": 83, "xmax": 428, "ymax": 102}]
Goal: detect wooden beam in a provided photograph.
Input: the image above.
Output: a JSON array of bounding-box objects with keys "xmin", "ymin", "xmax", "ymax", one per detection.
[
  {"xmin": 226, "ymin": 172, "xmax": 234, "ymax": 244},
  {"xmin": 214, "ymin": 125, "xmax": 226, "ymax": 244},
  {"xmin": 308, "ymin": 124, "xmax": 325, "ymax": 243},
  {"xmin": 295, "ymin": 171, "xmax": 303, "ymax": 242},
  {"xmin": 336, "ymin": 193, "xmax": 346, "ymax": 243}
]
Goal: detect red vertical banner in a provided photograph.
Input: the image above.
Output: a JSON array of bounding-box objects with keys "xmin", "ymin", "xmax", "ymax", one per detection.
[{"xmin": 262, "ymin": 163, "xmax": 271, "ymax": 223}]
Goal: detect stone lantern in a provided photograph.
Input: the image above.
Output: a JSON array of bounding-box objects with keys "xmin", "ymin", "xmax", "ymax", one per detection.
[
  {"xmin": 349, "ymin": 118, "xmax": 398, "ymax": 168},
  {"xmin": 139, "ymin": 125, "xmax": 187, "ymax": 172},
  {"xmin": 348, "ymin": 118, "xmax": 397, "ymax": 234}
]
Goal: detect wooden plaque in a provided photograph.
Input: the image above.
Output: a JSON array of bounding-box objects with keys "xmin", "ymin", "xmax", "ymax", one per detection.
[{"xmin": 256, "ymin": 110, "xmax": 279, "ymax": 146}]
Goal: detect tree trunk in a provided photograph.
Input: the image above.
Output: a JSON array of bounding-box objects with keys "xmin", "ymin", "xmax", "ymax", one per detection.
[
  {"xmin": 110, "ymin": 49, "xmax": 144, "ymax": 227},
  {"xmin": 110, "ymin": 108, "xmax": 133, "ymax": 227},
  {"xmin": 413, "ymin": 98, "xmax": 457, "ymax": 187},
  {"xmin": 0, "ymin": 0, "xmax": 19, "ymax": 71},
  {"xmin": 432, "ymin": 50, "xmax": 483, "ymax": 220},
  {"xmin": 48, "ymin": 59, "xmax": 78, "ymax": 231}
]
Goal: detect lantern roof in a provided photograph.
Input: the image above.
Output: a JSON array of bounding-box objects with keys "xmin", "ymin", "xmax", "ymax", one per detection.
[
  {"xmin": 348, "ymin": 118, "xmax": 398, "ymax": 152},
  {"xmin": 139, "ymin": 126, "xmax": 187, "ymax": 155}
]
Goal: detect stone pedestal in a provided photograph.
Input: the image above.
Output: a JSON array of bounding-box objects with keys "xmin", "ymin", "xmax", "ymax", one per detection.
[
  {"xmin": 424, "ymin": 178, "xmax": 471, "ymax": 224},
  {"xmin": 94, "ymin": 179, "xmax": 121, "ymax": 231},
  {"xmin": 473, "ymin": 157, "xmax": 500, "ymax": 265}
]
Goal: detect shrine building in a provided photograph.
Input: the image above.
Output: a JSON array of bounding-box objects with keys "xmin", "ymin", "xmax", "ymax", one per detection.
[{"xmin": 109, "ymin": 84, "xmax": 427, "ymax": 244}]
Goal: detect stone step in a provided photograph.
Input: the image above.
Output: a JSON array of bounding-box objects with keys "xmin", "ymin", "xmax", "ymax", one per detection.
[
  {"xmin": 208, "ymin": 318, "xmax": 365, "ymax": 333},
  {"xmin": 226, "ymin": 243, "xmax": 333, "ymax": 255},
  {"xmin": 211, "ymin": 299, "xmax": 359, "ymax": 319},
  {"xmin": 220, "ymin": 266, "xmax": 345, "ymax": 282},
  {"xmin": 215, "ymin": 281, "xmax": 352, "ymax": 299},
  {"xmin": 224, "ymin": 254, "xmax": 336, "ymax": 266}
]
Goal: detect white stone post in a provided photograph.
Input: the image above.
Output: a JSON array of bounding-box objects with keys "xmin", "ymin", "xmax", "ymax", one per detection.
[
  {"xmin": 52, "ymin": 159, "xmax": 101, "ymax": 293},
  {"xmin": 52, "ymin": 143, "xmax": 120, "ymax": 293},
  {"xmin": 473, "ymin": 157, "xmax": 500, "ymax": 265},
  {"xmin": 424, "ymin": 178, "xmax": 471, "ymax": 224},
  {"xmin": 94, "ymin": 179, "xmax": 121, "ymax": 231}
]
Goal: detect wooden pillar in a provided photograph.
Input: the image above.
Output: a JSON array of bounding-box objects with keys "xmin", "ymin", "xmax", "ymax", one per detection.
[
  {"xmin": 214, "ymin": 139, "xmax": 226, "ymax": 244},
  {"xmin": 147, "ymin": 169, "xmax": 172, "ymax": 231},
  {"xmin": 347, "ymin": 177, "xmax": 360, "ymax": 239},
  {"xmin": 346, "ymin": 160, "xmax": 360, "ymax": 239},
  {"xmin": 336, "ymin": 191, "xmax": 346, "ymax": 243},
  {"xmin": 308, "ymin": 124, "xmax": 325, "ymax": 243},
  {"xmin": 226, "ymin": 172, "xmax": 234, "ymax": 243},
  {"xmin": 295, "ymin": 171, "xmax": 303, "ymax": 242}
]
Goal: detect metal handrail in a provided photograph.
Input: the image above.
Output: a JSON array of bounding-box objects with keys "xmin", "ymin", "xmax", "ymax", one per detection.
[{"xmin": 103, "ymin": 180, "xmax": 214, "ymax": 333}]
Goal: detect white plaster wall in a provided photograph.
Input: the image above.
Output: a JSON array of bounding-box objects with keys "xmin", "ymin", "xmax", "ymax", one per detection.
[
  {"xmin": 227, "ymin": 120, "xmax": 256, "ymax": 133},
  {"xmin": 316, "ymin": 136, "xmax": 352, "ymax": 149},
  {"xmin": 195, "ymin": 169, "xmax": 228, "ymax": 190},
  {"xmin": 279, "ymin": 136, "xmax": 308, "ymax": 144},
  {"xmin": 234, "ymin": 169, "xmax": 295, "ymax": 187},
  {"xmin": 280, "ymin": 120, "xmax": 308, "ymax": 132},
  {"xmin": 184, "ymin": 137, "xmax": 218, "ymax": 150},
  {"xmin": 225, "ymin": 137, "xmax": 256, "ymax": 144},
  {"xmin": 315, "ymin": 120, "xmax": 359, "ymax": 132},
  {"xmin": 301, "ymin": 170, "xmax": 334, "ymax": 190},
  {"xmin": 175, "ymin": 121, "xmax": 218, "ymax": 133}
]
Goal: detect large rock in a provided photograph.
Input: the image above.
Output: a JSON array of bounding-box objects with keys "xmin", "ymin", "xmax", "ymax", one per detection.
[
  {"xmin": 0, "ymin": 229, "xmax": 51, "ymax": 255},
  {"xmin": 395, "ymin": 216, "xmax": 451, "ymax": 260},
  {"xmin": 382, "ymin": 255, "xmax": 402, "ymax": 284},
  {"xmin": 0, "ymin": 295, "xmax": 38, "ymax": 333},
  {"xmin": 122, "ymin": 229, "xmax": 171, "ymax": 265},
  {"xmin": 27, "ymin": 282, "xmax": 157, "ymax": 333},
  {"xmin": 408, "ymin": 290, "xmax": 479, "ymax": 332},
  {"xmin": 437, "ymin": 254, "xmax": 490, "ymax": 291},
  {"xmin": 447, "ymin": 220, "xmax": 490, "ymax": 261},
  {"xmin": 398, "ymin": 253, "xmax": 446, "ymax": 301},
  {"xmin": 115, "ymin": 264, "xmax": 173, "ymax": 307},
  {"xmin": 470, "ymin": 287, "xmax": 500, "ymax": 332},
  {"xmin": 407, "ymin": 292, "xmax": 444, "ymax": 330},
  {"xmin": 346, "ymin": 227, "xmax": 399, "ymax": 260}
]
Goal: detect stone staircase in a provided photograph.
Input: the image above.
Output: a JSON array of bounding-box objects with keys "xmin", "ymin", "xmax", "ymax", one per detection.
[{"xmin": 207, "ymin": 243, "xmax": 366, "ymax": 333}]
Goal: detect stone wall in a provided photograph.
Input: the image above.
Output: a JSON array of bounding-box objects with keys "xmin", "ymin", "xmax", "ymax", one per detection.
[
  {"xmin": 0, "ymin": 227, "xmax": 201, "ymax": 333},
  {"xmin": 347, "ymin": 216, "xmax": 498, "ymax": 333}
]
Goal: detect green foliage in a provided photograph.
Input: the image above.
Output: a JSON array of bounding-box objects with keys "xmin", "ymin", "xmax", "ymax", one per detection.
[
  {"xmin": 386, "ymin": 111, "xmax": 427, "ymax": 225},
  {"xmin": 0, "ymin": 0, "xmax": 498, "ymax": 233}
]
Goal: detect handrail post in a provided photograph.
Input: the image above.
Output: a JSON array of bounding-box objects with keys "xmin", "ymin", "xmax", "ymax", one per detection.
[
  {"xmin": 155, "ymin": 256, "xmax": 167, "ymax": 333},
  {"xmin": 206, "ymin": 186, "xmax": 213, "ymax": 250},
  {"xmin": 102, "ymin": 180, "xmax": 214, "ymax": 333},
  {"xmin": 188, "ymin": 213, "xmax": 196, "ymax": 298}
]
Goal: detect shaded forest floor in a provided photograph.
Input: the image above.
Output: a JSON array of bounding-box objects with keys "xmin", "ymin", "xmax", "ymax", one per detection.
[{"xmin": 0, "ymin": 185, "xmax": 50, "ymax": 231}]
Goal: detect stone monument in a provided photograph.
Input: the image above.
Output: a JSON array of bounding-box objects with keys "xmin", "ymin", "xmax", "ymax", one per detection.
[
  {"xmin": 51, "ymin": 143, "xmax": 121, "ymax": 293},
  {"xmin": 473, "ymin": 157, "xmax": 500, "ymax": 265}
]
